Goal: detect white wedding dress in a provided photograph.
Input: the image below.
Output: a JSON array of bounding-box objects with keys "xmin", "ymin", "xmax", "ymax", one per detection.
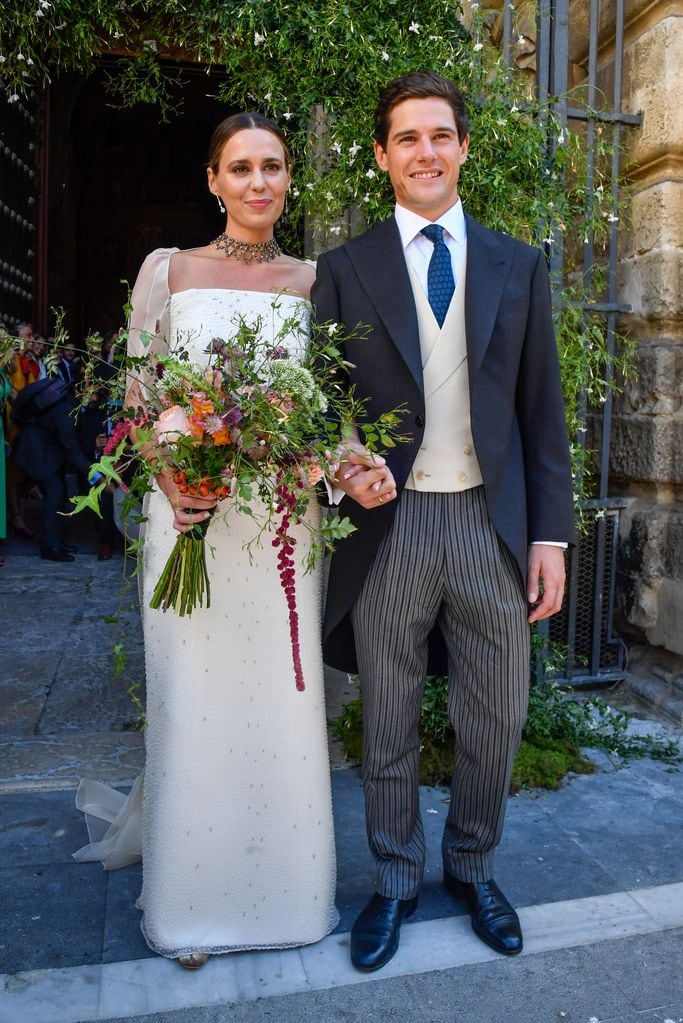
[{"xmin": 74, "ymin": 249, "xmax": 339, "ymax": 957}]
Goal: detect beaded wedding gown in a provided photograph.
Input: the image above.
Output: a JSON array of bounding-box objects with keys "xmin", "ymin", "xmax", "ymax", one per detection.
[{"xmin": 74, "ymin": 249, "xmax": 338, "ymax": 957}]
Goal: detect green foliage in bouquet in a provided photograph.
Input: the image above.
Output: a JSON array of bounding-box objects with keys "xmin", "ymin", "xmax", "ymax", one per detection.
[{"xmin": 69, "ymin": 304, "xmax": 407, "ymax": 689}]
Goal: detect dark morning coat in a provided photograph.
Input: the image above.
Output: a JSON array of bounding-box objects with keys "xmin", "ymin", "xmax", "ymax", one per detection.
[{"xmin": 311, "ymin": 213, "xmax": 576, "ymax": 675}]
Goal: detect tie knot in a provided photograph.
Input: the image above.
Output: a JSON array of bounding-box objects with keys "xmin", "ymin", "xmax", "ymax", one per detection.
[{"xmin": 421, "ymin": 223, "xmax": 445, "ymax": 246}]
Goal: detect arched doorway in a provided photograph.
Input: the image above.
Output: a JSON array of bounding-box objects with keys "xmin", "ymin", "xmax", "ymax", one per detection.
[{"xmin": 45, "ymin": 62, "xmax": 230, "ymax": 339}]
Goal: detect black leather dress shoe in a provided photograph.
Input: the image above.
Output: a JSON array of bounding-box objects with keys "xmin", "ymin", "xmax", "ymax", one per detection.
[
  {"xmin": 60, "ymin": 543, "xmax": 78, "ymax": 554},
  {"xmin": 351, "ymin": 893, "xmax": 418, "ymax": 972},
  {"xmin": 41, "ymin": 547, "xmax": 75, "ymax": 563},
  {"xmin": 444, "ymin": 874, "xmax": 523, "ymax": 955}
]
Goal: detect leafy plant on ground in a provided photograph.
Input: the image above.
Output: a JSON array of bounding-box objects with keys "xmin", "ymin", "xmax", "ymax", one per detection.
[{"xmin": 330, "ymin": 640, "xmax": 681, "ymax": 791}]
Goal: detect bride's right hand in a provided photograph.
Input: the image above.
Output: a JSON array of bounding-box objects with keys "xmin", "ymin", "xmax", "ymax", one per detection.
[{"xmin": 156, "ymin": 470, "xmax": 219, "ymax": 534}]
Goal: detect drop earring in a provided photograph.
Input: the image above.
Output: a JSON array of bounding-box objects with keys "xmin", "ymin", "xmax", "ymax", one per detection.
[{"xmin": 216, "ymin": 195, "xmax": 226, "ymax": 214}]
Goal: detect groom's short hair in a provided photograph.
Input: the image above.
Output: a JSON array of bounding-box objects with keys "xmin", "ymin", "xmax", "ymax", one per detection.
[{"xmin": 374, "ymin": 72, "xmax": 470, "ymax": 149}]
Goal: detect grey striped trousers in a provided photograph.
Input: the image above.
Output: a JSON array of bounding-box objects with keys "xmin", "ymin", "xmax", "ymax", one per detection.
[{"xmin": 350, "ymin": 487, "xmax": 530, "ymax": 899}]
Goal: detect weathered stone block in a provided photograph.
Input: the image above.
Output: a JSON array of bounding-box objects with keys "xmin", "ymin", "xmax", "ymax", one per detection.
[
  {"xmin": 620, "ymin": 180, "xmax": 683, "ymax": 259},
  {"xmin": 615, "ymin": 342, "xmax": 683, "ymax": 417},
  {"xmin": 610, "ymin": 414, "xmax": 683, "ymax": 484},
  {"xmin": 622, "ymin": 16, "xmax": 683, "ymax": 169},
  {"xmin": 618, "ymin": 500, "xmax": 683, "ymax": 655},
  {"xmin": 618, "ymin": 249, "xmax": 683, "ymax": 321}
]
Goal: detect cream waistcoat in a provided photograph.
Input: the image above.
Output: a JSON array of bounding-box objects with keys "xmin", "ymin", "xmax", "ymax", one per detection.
[{"xmin": 404, "ymin": 245, "xmax": 483, "ymax": 493}]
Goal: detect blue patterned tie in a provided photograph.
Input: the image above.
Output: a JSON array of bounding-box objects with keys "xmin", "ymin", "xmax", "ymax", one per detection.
[{"xmin": 421, "ymin": 223, "xmax": 455, "ymax": 327}]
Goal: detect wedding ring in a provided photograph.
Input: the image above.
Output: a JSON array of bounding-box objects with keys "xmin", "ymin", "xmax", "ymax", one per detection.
[{"xmin": 379, "ymin": 496, "xmax": 384, "ymax": 503}]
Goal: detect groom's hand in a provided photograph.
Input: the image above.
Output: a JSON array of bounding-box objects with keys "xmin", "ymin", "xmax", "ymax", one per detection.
[
  {"xmin": 526, "ymin": 544, "xmax": 566, "ymax": 623},
  {"xmin": 333, "ymin": 443, "xmax": 397, "ymax": 509}
]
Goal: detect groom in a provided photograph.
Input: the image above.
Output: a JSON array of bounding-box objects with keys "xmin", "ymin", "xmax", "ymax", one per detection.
[{"xmin": 312, "ymin": 72, "xmax": 575, "ymax": 971}]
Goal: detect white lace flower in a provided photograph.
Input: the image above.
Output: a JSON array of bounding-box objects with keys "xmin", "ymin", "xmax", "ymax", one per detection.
[{"xmin": 409, "ymin": 21, "xmax": 420, "ymax": 34}]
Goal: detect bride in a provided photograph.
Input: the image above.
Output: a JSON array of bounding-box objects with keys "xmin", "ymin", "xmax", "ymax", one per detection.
[{"xmin": 74, "ymin": 113, "xmax": 338, "ymax": 967}]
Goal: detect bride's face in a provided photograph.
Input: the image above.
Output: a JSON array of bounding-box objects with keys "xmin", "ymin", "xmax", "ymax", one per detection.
[{"xmin": 207, "ymin": 128, "xmax": 291, "ymax": 240}]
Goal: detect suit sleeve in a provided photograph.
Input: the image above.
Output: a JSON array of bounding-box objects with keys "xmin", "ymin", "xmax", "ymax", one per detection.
[{"xmin": 515, "ymin": 250, "xmax": 576, "ymax": 546}]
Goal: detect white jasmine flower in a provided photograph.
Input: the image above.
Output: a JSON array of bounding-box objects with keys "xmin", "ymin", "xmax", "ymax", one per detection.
[
  {"xmin": 365, "ymin": 168, "xmax": 377, "ymax": 178},
  {"xmin": 330, "ymin": 141, "xmax": 342, "ymax": 155},
  {"xmin": 327, "ymin": 323, "xmax": 339, "ymax": 335},
  {"xmin": 445, "ymin": 59, "xmax": 453, "ymax": 68},
  {"xmin": 111, "ymin": 31, "xmax": 123, "ymax": 38},
  {"xmin": 473, "ymin": 42, "xmax": 484, "ymax": 52},
  {"xmin": 363, "ymin": 193, "xmax": 371, "ymax": 203},
  {"xmin": 511, "ymin": 103, "xmax": 519, "ymax": 113},
  {"xmin": 497, "ymin": 119, "xmax": 506, "ymax": 126},
  {"xmin": 471, "ymin": 2, "xmax": 480, "ymax": 8},
  {"xmin": 381, "ymin": 50, "xmax": 389, "ymax": 61},
  {"xmin": 329, "ymin": 225, "xmax": 342, "ymax": 235},
  {"xmin": 518, "ymin": 34, "xmax": 526, "ymax": 44},
  {"xmin": 17, "ymin": 51, "xmax": 25, "ymax": 60},
  {"xmin": 36, "ymin": 8, "xmax": 44, "ymax": 15},
  {"xmin": 40, "ymin": 0, "xmax": 51, "ymax": 6},
  {"xmin": 606, "ymin": 213, "xmax": 619, "ymax": 223},
  {"xmin": 409, "ymin": 21, "xmax": 420, "ymax": 34},
  {"xmin": 143, "ymin": 40, "xmax": 158, "ymax": 52},
  {"xmin": 325, "ymin": 191, "xmax": 334, "ymax": 200},
  {"xmin": 348, "ymin": 142, "xmax": 362, "ymax": 159},
  {"xmin": 283, "ymin": 111, "xmax": 292, "ymax": 120},
  {"xmin": 254, "ymin": 31, "xmax": 265, "ymax": 45},
  {"xmin": 263, "ymin": 92, "xmax": 271, "ymax": 102},
  {"xmin": 0, "ymin": 55, "xmax": 5, "ymax": 62},
  {"xmin": 557, "ymin": 129, "xmax": 566, "ymax": 144},
  {"xmin": 26, "ymin": 57, "xmax": 33, "ymax": 64},
  {"xmin": 8, "ymin": 93, "xmax": 19, "ymax": 103},
  {"xmin": 291, "ymin": 188, "xmax": 300, "ymax": 197}
]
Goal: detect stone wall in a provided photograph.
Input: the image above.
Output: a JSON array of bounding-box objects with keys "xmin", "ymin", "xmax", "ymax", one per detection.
[{"xmin": 570, "ymin": 0, "xmax": 683, "ymax": 659}]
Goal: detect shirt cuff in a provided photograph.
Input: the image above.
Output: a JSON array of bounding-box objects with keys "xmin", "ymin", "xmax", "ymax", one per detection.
[{"xmin": 530, "ymin": 541, "xmax": 568, "ymax": 549}]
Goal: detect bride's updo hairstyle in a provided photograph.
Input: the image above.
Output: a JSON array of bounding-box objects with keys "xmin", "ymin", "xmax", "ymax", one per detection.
[{"xmin": 207, "ymin": 112, "xmax": 292, "ymax": 173}]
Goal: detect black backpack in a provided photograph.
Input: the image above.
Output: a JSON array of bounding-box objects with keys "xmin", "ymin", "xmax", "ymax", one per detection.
[{"xmin": 11, "ymin": 377, "xmax": 70, "ymax": 425}]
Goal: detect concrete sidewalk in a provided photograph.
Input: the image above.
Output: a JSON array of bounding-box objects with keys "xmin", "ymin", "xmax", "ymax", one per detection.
[{"xmin": 1, "ymin": 542, "xmax": 681, "ymax": 1023}]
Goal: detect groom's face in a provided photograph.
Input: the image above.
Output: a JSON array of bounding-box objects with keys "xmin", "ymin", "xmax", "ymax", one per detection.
[{"xmin": 374, "ymin": 97, "xmax": 469, "ymax": 221}]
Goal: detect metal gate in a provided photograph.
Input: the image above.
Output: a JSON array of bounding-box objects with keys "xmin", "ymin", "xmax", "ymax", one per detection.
[{"xmin": 498, "ymin": 0, "xmax": 642, "ymax": 684}]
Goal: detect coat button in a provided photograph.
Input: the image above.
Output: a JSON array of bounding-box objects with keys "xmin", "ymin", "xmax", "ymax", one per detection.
[
  {"xmin": 414, "ymin": 415, "xmax": 425, "ymax": 428},
  {"xmin": 416, "ymin": 470, "xmax": 426, "ymax": 481},
  {"xmin": 459, "ymin": 472, "xmax": 467, "ymax": 483},
  {"xmin": 463, "ymin": 444, "xmax": 472, "ymax": 456}
]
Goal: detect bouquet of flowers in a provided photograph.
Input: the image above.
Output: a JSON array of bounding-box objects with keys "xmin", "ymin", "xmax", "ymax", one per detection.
[{"xmin": 74, "ymin": 305, "xmax": 406, "ymax": 690}]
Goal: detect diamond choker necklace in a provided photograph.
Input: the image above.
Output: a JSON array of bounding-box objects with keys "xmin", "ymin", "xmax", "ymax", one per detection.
[{"xmin": 212, "ymin": 233, "xmax": 281, "ymax": 265}]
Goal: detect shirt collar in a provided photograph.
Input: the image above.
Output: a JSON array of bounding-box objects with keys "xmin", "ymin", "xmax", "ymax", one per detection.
[{"xmin": 394, "ymin": 199, "xmax": 466, "ymax": 249}]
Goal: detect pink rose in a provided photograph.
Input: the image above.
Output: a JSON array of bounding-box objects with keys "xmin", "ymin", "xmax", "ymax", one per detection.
[{"xmin": 152, "ymin": 404, "xmax": 193, "ymax": 444}]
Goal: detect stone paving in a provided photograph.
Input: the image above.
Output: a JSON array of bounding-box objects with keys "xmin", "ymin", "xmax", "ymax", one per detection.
[{"xmin": 1, "ymin": 524, "xmax": 682, "ymax": 1023}]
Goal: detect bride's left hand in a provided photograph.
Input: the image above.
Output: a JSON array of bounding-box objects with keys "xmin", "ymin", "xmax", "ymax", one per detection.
[{"xmin": 157, "ymin": 470, "xmax": 218, "ymax": 534}]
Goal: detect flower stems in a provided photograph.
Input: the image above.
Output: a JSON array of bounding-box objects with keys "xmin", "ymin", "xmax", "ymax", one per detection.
[{"xmin": 149, "ymin": 529, "xmax": 211, "ymax": 616}]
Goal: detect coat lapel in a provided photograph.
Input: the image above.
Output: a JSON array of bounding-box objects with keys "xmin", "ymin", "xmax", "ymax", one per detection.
[
  {"xmin": 345, "ymin": 218, "xmax": 424, "ymax": 394},
  {"xmin": 464, "ymin": 215, "xmax": 512, "ymax": 380}
]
